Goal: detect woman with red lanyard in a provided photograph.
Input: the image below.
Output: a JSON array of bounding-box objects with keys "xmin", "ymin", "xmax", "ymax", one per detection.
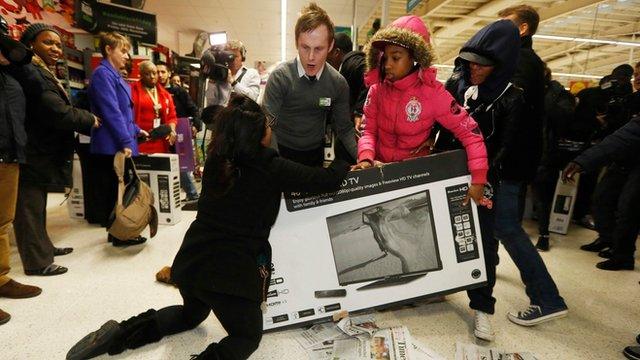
[{"xmin": 132, "ymin": 60, "xmax": 177, "ymax": 153}]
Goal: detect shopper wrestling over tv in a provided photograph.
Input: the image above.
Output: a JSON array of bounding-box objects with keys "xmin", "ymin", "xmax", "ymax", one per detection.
[
  {"xmin": 353, "ymin": 15, "xmax": 489, "ymax": 204},
  {"xmin": 67, "ymin": 94, "xmax": 350, "ymax": 360}
]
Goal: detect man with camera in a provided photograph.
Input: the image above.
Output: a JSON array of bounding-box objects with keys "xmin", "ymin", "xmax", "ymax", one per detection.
[
  {"xmin": 225, "ymin": 40, "xmax": 260, "ymax": 101},
  {"xmin": 262, "ymin": 3, "xmax": 357, "ymax": 166}
]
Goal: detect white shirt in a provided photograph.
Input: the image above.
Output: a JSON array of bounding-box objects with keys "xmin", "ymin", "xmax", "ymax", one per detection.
[
  {"xmin": 232, "ymin": 66, "xmax": 261, "ymax": 101},
  {"xmin": 296, "ymin": 56, "xmax": 325, "ymax": 80}
]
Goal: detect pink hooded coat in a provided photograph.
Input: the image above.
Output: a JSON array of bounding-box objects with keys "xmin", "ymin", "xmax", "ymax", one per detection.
[{"xmin": 358, "ymin": 16, "xmax": 488, "ymax": 184}]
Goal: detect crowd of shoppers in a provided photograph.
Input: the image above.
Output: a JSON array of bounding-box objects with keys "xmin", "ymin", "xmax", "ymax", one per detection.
[{"xmin": 1, "ymin": 2, "xmax": 639, "ymax": 360}]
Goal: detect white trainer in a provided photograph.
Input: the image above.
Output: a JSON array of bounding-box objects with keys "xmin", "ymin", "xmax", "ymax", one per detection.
[{"xmin": 474, "ymin": 310, "xmax": 495, "ymax": 341}]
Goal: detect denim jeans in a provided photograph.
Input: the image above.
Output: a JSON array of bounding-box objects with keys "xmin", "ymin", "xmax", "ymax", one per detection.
[
  {"xmin": 494, "ymin": 179, "xmax": 567, "ymax": 311},
  {"xmin": 180, "ymin": 171, "xmax": 198, "ymax": 199}
]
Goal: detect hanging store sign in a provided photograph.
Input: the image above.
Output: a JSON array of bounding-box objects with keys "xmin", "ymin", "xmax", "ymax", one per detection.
[{"xmin": 75, "ymin": 0, "xmax": 157, "ymax": 44}]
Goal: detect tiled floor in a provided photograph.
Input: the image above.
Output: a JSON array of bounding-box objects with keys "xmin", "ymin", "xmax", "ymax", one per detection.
[{"xmin": 1, "ymin": 193, "xmax": 638, "ymax": 359}]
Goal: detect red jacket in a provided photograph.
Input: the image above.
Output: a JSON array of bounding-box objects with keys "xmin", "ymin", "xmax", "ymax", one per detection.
[
  {"xmin": 358, "ymin": 68, "xmax": 488, "ymax": 184},
  {"xmin": 131, "ymin": 81, "xmax": 178, "ymax": 154}
]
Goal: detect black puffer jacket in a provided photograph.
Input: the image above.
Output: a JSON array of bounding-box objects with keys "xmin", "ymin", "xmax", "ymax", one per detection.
[
  {"xmin": 0, "ymin": 69, "xmax": 27, "ymax": 164},
  {"xmin": 11, "ymin": 62, "xmax": 94, "ymax": 188},
  {"xmin": 339, "ymin": 50, "xmax": 367, "ymax": 116},
  {"xmin": 573, "ymin": 115, "xmax": 640, "ymax": 172}
]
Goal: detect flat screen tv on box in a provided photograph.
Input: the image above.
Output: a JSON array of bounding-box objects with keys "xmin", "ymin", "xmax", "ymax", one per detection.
[{"xmin": 326, "ymin": 190, "xmax": 442, "ymax": 290}]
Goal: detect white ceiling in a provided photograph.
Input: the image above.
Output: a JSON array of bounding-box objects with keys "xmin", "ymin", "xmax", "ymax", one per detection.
[
  {"xmin": 140, "ymin": 0, "xmax": 640, "ymax": 84},
  {"xmin": 143, "ymin": 0, "xmax": 379, "ymax": 66}
]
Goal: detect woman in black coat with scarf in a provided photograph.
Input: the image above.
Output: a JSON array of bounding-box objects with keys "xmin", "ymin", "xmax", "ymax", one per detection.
[
  {"xmin": 11, "ymin": 24, "xmax": 99, "ymax": 276},
  {"xmin": 67, "ymin": 94, "xmax": 350, "ymax": 360}
]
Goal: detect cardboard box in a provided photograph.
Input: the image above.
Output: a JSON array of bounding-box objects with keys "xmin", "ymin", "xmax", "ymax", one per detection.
[{"xmin": 133, "ymin": 154, "xmax": 181, "ymax": 225}]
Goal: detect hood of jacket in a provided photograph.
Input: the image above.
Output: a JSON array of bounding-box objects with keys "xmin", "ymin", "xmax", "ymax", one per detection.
[
  {"xmin": 364, "ymin": 15, "xmax": 433, "ymax": 82},
  {"xmin": 453, "ymin": 19, "xmax": 520, "ymax": 107}
]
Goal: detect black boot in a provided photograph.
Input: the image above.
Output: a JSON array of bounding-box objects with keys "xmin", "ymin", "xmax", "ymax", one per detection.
[
  {"xmin": 623, "ymin": 345, "xmax": 640, "ymax": 360},
  {"xmin": 108, "ymin": 309, "xmax": 163, "ymax": 355},
  {"xmin": 580, "ymin": 237, "xmax": 611, "ymax": 252},
  {"xmin": 536, "ymin": 235, "xmax": 550, "ymax": 251},
  {"xmin": 66, "ymin": 320, "xmax": 122, "ymax": 360}
]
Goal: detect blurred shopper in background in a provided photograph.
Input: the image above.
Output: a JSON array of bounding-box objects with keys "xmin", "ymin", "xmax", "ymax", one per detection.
[
  {"xmin": 532, "ymin": 65, "xmax": 576, "ymax": 251},
  {"xmin": 157, "ymin": 62, "xmax": 202, "ymax": 202},
  {"xmin": 131, "ymin": 60, "xmax": 177, "ymax": 154}
]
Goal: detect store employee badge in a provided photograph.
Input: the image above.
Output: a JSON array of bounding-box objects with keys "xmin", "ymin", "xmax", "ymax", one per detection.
[
  {"xmin": 319, "ymin": 97, "xmax": 331, "ymax": 107},
  {"xmin": 405, "ymin": 96, "xmax": 422, "ymax": 122}
]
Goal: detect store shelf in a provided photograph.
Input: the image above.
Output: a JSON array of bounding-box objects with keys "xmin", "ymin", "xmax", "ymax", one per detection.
[
  {"xmin": 67, "ymin": 60, "xmax": 84, "ymax": 71},
  {"xmin": 69, "ymin": 81, "xmax": 85, "ymax": 89}
]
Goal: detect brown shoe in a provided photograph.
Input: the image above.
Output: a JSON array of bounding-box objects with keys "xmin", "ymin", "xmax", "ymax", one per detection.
[
  {"xmin": 0, "ymin": 279, "xmax": 42, "ymax": 299},
  {"xmin": 0, "ymin": 308, "xmax": 10, "ymax": 325},
  {"xmin": 155, "ymin": 266, "xmax": 176, "ymax": 286}
]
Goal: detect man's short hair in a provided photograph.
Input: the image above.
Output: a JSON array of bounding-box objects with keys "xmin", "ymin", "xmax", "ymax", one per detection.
[
  {"xmin": 334, "ymin": 32, "xmax": 352, "ymax": 53},
  {"xmin": 295, "ymin": 2, "xmax": 334, "ymax": 45},
  {"xmin": 226, "ymin": 40, "xmax": 246, "ymax": 60},
  {"xmin": 611, "ymin": 64, "xmax": 634, "ymax": 80},
  {"xmin": 98, "ymin": 32, "xmax": 130, "ymax": 58},
  {"xmin": 498, "ymin": 5, "xmax": 540, "ymax": 35}
]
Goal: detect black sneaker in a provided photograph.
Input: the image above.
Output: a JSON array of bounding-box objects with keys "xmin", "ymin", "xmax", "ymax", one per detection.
[
  {"xmin": 66, "ymin": 320, "xmax": 122, "ymax": 360},
  {"xmin": 624, "ymin": 346, "xmax": 640, "ymax": 360},
  {"xmin": 596, "ymin": 259, "xmax": 634, "ymax": 271},
  {"xmin": 507, "ymin": 305, "xmax": 568, "ymax": 326},
  {"xmin": 536, "ymin": 235, "xmax": 550, "ymax": 251},
  {"xmin": 580, "ymin": 237, "xmax": 611, "ymax": 252},
  {"xmin": 636, "ymin": 333, "xmax": 640, "ymax": 344}
]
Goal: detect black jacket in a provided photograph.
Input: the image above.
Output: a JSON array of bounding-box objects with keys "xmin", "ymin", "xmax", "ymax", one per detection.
[
  {"xmin": 446, "ymin": 76, "xmax": 529, "ymax": 181},
  {"xmin": 12, "ymin": 63, "xmax": 94, "ymax": 187},
  {"xmin": 513, "ymin": 36, "xmax": 545, "ymax": 119},
  {"xmin": 573, "ymin": 115, "xmax": 640, "ymax": 172},
  {"xmin": 541, "ymin": 80, "xmax": 575, "ymax": 168},
  {"xmin": 171, "ymin": 147, "xmax": 349, "ymax": 301},
  {"xmin": 0, "ymin": 69, "xmax": 27, "ymax": 164},
  {"xmin": 339, "ymin": 50, "xmax": 367, "ymax": 116},
  {"xmin": 166, "ymin": 84, "xmax": 203, "ymax": 132}
]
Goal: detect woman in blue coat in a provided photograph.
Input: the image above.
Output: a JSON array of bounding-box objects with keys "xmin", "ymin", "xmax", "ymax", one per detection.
[{"xmin": 87, "ymin": 32, "xmax": 148, "ymax": 246}]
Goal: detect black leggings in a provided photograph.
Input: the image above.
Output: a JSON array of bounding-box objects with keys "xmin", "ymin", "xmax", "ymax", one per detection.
[{"xmin": 156, "ymin": 287, "xmax": 263, "ymax": 360}]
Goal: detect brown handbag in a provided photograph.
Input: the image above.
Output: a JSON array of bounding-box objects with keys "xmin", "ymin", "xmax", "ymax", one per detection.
[{"xmin": 107, "ymin": 152, "xmax": 158, "ymax": 240}]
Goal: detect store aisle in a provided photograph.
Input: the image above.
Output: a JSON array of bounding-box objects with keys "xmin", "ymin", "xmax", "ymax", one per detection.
[{"xmin": 1, "ymin": 194, "xmax": 638, "ymax": 359}]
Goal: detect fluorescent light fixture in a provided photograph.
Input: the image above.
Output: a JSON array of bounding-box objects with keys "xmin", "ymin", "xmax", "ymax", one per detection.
[
  {"xmin": 552, "ymin": 72, "xmax": 603, "ymax": 79},
  {"xmin": 281, "ymin": 0, "xmax": 287, "ymax": 62},
  {"xmin": 209, "ymin": 31, "xmax": 227, "ymax": 46},
  {"xmin": 534, "ymin": 34, "xmax": 640, "ymax": 47}
]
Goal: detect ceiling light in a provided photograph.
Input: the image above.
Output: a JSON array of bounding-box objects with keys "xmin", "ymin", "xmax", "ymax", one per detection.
[
  {"xmin": 552, "ymin": 72, "xmax": 602, "ymax": 79},
  {"xmin": 534, "ymin": 34, "xmax": 640, "ymax": 47}
]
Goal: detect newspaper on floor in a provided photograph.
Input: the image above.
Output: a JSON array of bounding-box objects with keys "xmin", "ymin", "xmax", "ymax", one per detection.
[
  {"xmin": 455, "ymin": 342, "xmax": 539, "ymax": 360},
  {"xmin": 337, "ymin": 313, "xmax": 379, "ymax": 337},
  {"xmin": 411, "ymin": 340, "xmax": 446, "ymax": 360},
  {"xmin": 331, "ymin": 325, "xmax": 413, "ymax": 360},
  {"xmin": 295, "ymin": 322, "xmax": 346, "ymax": 350}
]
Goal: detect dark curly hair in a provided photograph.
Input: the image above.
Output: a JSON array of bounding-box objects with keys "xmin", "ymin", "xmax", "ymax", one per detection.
[{"xmin": 207, "ymin": 94, "xmax": 267, "ymax": 196}]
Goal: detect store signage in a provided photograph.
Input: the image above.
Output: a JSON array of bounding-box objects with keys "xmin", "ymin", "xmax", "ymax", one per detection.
[
  {"xmin": 75, "ymin": 0, "xmax": 157, "ymax": 44},
  {"xmin": 264, "ymin": 150, "xmax": 487, "ymax": 330}
]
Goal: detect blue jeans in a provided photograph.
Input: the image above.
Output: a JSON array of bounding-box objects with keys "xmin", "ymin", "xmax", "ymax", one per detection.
[
  {"xmin": 494, "ymin": 180, "xmax": 567, "ymax": 311},
  {"xmin": 180, "ymin": 171, "xmax": 198, "ymax": 199}
]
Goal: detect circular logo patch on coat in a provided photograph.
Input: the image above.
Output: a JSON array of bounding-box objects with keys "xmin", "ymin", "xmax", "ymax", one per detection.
[{"xmin": 405, "ymin": 96, "xmax": 422, "ymax": 122}]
